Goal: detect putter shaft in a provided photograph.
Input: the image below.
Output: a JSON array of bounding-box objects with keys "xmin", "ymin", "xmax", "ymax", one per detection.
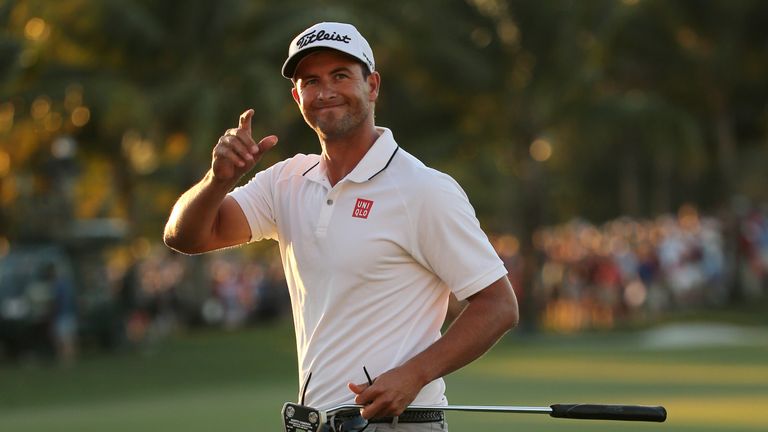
[{"xmin": 326, "ymin": 404, "xmax": 551, "ymax": 416}]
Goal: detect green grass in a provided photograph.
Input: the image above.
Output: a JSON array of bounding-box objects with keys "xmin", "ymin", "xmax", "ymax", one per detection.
[{"xmin": 1, "ymin": 319, "xmax": 767, "ymax": 432}]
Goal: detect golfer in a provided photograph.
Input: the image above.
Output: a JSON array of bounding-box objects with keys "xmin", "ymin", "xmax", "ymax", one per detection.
[{"xmin": 164, "ymin": 22, "xmax": 518, "ymax": 431}]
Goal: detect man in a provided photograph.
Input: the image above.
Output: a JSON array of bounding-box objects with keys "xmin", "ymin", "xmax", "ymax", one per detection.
[{"xmin": 164, "ymin": 22, "xmax": 518, "ymax": 431}]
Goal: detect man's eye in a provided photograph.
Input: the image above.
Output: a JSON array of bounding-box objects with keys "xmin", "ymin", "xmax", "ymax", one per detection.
[{"xmin": 335, "ymin": 74, "xmax": 348, "ymax": 80}]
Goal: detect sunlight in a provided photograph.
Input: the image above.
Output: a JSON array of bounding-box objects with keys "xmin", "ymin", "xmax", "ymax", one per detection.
[{"xmin": 24, "ymin": 17, "xmax": 49, "ymax": 42}]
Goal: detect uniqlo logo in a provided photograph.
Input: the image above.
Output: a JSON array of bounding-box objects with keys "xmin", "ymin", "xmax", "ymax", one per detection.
[{"xmin": 352, "ymin": 198, "xmax": 374, "ymax": 219}]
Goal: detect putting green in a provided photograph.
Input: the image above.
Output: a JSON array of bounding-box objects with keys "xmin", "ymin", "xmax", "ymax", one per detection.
[
  {"xmin": 474, "ymin": 357, "xmax": 768, "ymax": 386},
  {"xmin": 0, "ymin": 323, "xmax": 766, "ymax": 432}
]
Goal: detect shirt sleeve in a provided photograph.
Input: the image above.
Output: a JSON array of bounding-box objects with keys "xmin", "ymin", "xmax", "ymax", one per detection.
[
  {"xmin": 411, "ymin": 172, "xmax": 508, "ymax": 301},
  {"xmin": 228, "ymin": 164, "xmax": 280, "ymax": 242}
]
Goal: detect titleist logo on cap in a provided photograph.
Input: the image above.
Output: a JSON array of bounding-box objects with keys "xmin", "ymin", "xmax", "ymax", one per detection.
[{"xmin": 296, "ymin": 29, "xmax": 352, "ymax": 49}]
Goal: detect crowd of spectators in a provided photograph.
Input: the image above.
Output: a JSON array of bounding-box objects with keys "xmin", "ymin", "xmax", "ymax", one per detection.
[
  {"xmin": 523, "ymin": 204, "xmax": 768, "ymax": 332},
  {"xmin": 0, "ymin": 242, "xmax": 292, "ymax": 362},
  {"xmin": 4, "ymin": 203, "xmax": 766, "ymax": 362},
  {"xmin": 117, "ymin": 246, "xmax": 290, "ymax": 348},
  {"xmin": 108, "ymin": 203, "xmax": 768, "ymax": 340},
  {"xmin": 115, "ymin": 205, "xmax": 768, "ymax": 340}
]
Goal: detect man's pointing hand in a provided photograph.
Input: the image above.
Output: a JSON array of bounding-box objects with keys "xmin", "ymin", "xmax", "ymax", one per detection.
[{"xmin": 212, "ymin": 108, "xmax": 278, "ymax": 182}]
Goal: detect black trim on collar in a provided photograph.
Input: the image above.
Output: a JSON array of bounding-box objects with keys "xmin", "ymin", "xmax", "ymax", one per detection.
[
  {"xmin": 302, "ymin": 161, "xmax": 320, "ymax": 176},
  {"xmin": 368, "ymin": 146, "xmax": 400, "ymax": 181}
]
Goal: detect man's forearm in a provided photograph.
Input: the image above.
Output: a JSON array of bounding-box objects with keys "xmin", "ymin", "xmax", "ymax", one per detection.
[
  {"xmin": 350, "ymin": 277, "xmax": 518, "ymax": 418},
  {"xmin": 163, "ymin": 170, "xmax": 238, "ymax": 254},
  {"xmin": 404, "ymin": 277, "xmax": 518, "ymax": 387}
]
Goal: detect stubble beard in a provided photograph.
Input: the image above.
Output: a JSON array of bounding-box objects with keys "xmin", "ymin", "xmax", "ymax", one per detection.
[{"xmin": 307, "ymin": 99, "xmax": 372, "ymax": 140}]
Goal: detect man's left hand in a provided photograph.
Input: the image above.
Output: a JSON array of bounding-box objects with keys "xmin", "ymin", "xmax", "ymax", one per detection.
[{"xmin": 347, "ymin": 366, "xmax": 425, "ymax": 419}]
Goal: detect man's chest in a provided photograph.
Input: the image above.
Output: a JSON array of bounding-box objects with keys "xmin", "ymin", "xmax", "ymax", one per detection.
[{"xmin": 276, "ymin": 180, "xmax": 415, "ymax": 276}]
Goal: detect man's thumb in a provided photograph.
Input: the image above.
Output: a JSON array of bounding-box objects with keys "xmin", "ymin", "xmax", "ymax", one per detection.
[
  {"xmin": 258, "ymin": 135, "xmax": 279, "ymax": 151},
  {"xmin": 348, "ymin": 382, "xmax": 369, "ymax": 395}
]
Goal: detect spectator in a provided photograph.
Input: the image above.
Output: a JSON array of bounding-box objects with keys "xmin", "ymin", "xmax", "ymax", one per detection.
[{"xmin": 46, "ymin": 263, "xmax": 78, "ymax": 366}]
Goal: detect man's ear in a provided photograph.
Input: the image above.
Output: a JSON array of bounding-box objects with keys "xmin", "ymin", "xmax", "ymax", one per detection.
[
  {"xmin": 291, "ymin": 86, "xmax": 300, "ymax": 104},
  {"xmin": 367, "ymin": 71, "xmax": 381, "ymax": 101}
]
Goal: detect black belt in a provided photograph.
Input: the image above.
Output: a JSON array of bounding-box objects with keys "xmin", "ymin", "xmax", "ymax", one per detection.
[{"xmin": 333, "ymin": 409, "xmax": 444, "ymax": 427}]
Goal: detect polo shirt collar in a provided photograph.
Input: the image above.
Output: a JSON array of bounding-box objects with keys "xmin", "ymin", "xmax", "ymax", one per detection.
[
  {"xmin": 304, "ymin": 127, "xmax": 399, "ymax": 185},
  {"xmin": 345, "ymin": 127, "xmax": 398, "ymax": 183}
]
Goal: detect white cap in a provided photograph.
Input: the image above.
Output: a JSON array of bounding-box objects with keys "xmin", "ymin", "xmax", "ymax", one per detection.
[{"xmin": 282, "ymin": 22, "xmax": 375, "ymax": 79}]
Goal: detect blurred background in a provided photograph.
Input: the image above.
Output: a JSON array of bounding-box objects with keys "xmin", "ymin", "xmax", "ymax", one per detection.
[{"xmin": 1, "ymin": 0, "xmax": 766, "ymax": 431}]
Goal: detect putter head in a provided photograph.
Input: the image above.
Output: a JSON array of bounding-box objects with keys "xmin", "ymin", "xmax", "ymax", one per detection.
[{"xmin": 282, "ymin": 402, "xmax": 327, "ymax": 432}]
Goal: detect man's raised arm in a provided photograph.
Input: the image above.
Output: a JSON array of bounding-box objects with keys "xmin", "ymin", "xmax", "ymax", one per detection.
[{"xmin": 163, "ymin": 109, "xmax": 277, "ymax": 254}]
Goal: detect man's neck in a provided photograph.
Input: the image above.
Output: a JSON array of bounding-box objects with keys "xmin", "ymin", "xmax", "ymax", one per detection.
[{"xmin": 319, "ymin": 125, "xmax": 380, "ymax": 187}]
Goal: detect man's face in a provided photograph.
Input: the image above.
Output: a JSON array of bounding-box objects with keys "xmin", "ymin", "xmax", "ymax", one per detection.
[{"xmin": 291, "ymin": 50, "xmax": 379, "ymax": 140}]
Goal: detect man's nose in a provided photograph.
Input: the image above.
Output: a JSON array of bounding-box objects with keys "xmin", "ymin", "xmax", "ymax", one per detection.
[{"xmin": 317, "ymin": 79, "xmax": 338, "ymax": 100}]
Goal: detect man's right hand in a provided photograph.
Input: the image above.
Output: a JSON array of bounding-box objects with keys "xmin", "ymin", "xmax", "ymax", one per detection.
[{"xmin": 212, "ymin": 109, "xmax": 278, "ymax": 182}]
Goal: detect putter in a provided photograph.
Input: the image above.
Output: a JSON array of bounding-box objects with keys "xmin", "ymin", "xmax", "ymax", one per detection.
[
  {"xmin": 283, "ymin": 402, "xmax": 667, "ymax": 432},
  {"xmin": 284, "ymin": 368, "xmax": 665, "ymax": 430},
  {"xmin": 325, "ymin": 402, "xmax": 668, "ymax": 423}
]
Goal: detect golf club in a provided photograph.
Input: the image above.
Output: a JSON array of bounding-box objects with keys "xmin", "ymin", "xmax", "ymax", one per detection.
[{"xmin": 326, "ymin": 402, "xmax": 667, "ymax": 422}]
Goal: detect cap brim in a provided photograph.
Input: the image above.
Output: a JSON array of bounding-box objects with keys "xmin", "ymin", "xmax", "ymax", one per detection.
[
  {"xmin": 282, "ymin": 47, "xmax": 329, "ymax": 79},
  {"xmin": 282, "ymin": 47, "xmax": 371, "ymax": 79}
]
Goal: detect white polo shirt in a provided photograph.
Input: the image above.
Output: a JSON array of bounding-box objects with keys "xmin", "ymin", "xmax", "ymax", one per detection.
[{"xmin": 229, "ymin": 127, "xmax": 507, "ymax": 409}]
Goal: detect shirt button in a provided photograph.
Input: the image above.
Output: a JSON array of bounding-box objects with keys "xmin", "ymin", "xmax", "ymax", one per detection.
[{"xmin": 326, "ymin": 199, "xmax": 333, "ymax": 205}]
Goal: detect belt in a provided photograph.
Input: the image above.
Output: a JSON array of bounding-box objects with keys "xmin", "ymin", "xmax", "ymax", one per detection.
[
  {"xmin": 333, "ymin": 409, "xmax": 444, "ymax": 426},
  {"xmin": 334, "ymin": 410, "xmax": 445, "ymax": 425}
]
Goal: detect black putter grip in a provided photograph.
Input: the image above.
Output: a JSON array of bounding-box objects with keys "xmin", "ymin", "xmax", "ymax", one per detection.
[{"xmin": 550, "ymin": 404, "xmax": 667, "ymax": 422}]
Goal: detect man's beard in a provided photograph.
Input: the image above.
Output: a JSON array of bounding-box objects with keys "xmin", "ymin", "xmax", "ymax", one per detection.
[{"xmin": 306, "ymin": 101, "xmax": 371, "ymax": 140}]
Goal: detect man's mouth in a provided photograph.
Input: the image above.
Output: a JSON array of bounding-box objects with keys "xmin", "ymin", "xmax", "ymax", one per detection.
[{"xmin": 315, "ymin": 103, "xmax": 345, "ymax": 112}]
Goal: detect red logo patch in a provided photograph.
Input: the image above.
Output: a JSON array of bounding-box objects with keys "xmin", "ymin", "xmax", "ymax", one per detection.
[{"xmin": 352, "ymin": 198, "xmax": 374, "ymax": 219}]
